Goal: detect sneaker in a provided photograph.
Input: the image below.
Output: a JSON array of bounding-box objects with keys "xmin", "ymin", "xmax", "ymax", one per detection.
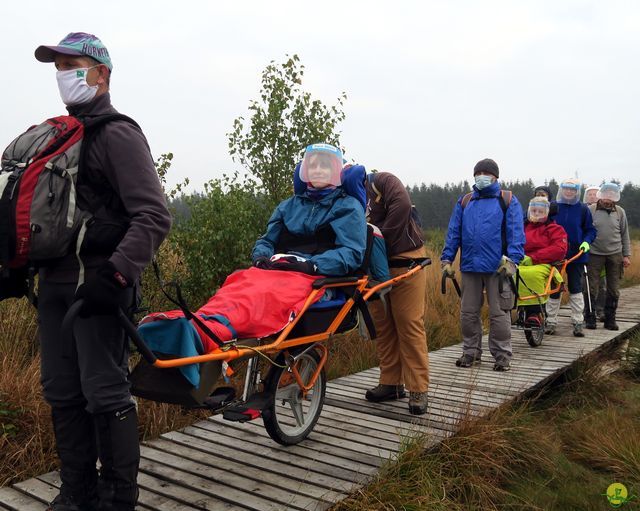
[
  {"xmin": 493, "ymin": 358, "xmax": 511, "ymax": 372},
  {"xmin": 408, "ymin": 391, "xmax": 428, "ymax": 415},
  {"xmin": 544, "ymin": 324, "xmax": 556, "ymax": 335},
  {"xmin": 455, "ymin": 354, "xmax": 481, "ymax": 368},
  {"xmin": 365, "ymin": 384, "xmax": 406, "ymax": 403},
  {"xmin": 573, "ymin": 323, "xmax": 585, "ymax": 337}
]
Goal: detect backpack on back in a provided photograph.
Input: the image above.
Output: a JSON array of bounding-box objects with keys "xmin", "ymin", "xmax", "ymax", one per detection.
[{"xmin": 0, "ymin": 114, "xmax": 136, "ymax": 272}]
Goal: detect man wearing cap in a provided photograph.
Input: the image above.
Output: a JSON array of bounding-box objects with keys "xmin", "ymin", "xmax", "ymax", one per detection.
[
  {"xmin": 585, "ymin": 183, "xmax": 631, "ymax": 330},
  {"xmin": 32, "ymin": 33, "xmax": 171, "ymax": 510},
  {"xmin": 441, "ymin": 159, "xmax": 525, "ymax": 372}
]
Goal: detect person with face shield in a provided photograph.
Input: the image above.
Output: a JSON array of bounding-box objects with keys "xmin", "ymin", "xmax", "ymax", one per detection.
[
  {"xmin": 9, "ymin": 33, "xmax": 172, "ymax": 511},
  {"xmin": 544, "ymin": 178, "xmax": 596, "ymax": 337},
  {"xmin": 582, "ymin": 184, "xmax": 606, "ymax": 319},
  {"xmin": 516, "ymin": 198, "xmax": 568, "ymax": 327},
  {"xmin": 533, "ymin": 184, "xmax": 558, "ymax": 218},
  {"xmin": 583, "ymin": 185, "xmax": 599, "ymax": 206},
  {"xmin": 252, "ymin": 143, "xmax": 367, "ymax": 276},
  {"xmin": 585, "ymin": 183, "xmax": 631, "ymax": 330},
  {"xmin": 441, "ymin": 158, "xmax": 525, "ymax": 372}
]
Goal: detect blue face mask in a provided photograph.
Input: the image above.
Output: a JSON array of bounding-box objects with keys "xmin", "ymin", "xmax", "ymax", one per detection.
[{"xmin": 475, "ymin": 175, "xmax": 494, "ymax": 190}]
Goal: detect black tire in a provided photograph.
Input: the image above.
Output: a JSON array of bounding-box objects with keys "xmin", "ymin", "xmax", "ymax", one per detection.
[
  {"xmin": 525, "ymin": 327, "xmax": 544, "ymax": 347},
  {"xmin": 262, "ymin": 348, "xmax": 326, "ymax": 445}
]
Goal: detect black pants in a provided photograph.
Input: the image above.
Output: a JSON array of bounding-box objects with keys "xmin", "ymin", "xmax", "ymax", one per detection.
[
  {"xmin": 38, "ymin": 279, "xmax": 134, "ymax": 413},
  {"xmin": 38, "ymin": 278, "xmax": 140, "ymax": 508}
]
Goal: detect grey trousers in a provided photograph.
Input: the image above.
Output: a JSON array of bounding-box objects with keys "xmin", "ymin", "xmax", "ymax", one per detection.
[
  {"xmin": 38, "ymin": 279, "xmax": 135, "ymax": 414},
  {"xmin": 460, "ymin": 272, "xmax": 513, "ymax": 361}
]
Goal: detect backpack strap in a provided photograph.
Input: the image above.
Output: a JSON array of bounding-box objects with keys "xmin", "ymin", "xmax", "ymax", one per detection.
[
  {"xmin": 460, "ymin": 190, "xmax": 513, "ymax": 256},
  {"xmin": 460, "ymin": 192, "xmax": 473, "ymax": 209},
  {"xmin": 367, "ymin": 173, "xmax": 383, "ymax": 204}
]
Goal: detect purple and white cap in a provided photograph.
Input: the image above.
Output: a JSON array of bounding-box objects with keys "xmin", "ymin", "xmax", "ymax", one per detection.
[{"xmin": 35, "ymin": 32, "xmax": 112, "ymax": 71}]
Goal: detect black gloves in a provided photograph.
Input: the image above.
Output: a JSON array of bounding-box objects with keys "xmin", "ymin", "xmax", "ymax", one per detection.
[
  {"xmin": 252, "ymin": 256, "xmax": 317, "ymax": 275},
  {"xmin": 0, "ymin": 268, "xmax": 28, "ymax": 301},
  {"xmin": 253, "ymin": 256, "xmax": 270, "ymax": 269},
  {"xmin": 75, "ymin": 261, "xmax": 129, "ymax": 317}
]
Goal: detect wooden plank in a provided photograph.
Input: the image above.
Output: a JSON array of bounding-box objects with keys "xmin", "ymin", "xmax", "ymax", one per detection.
[
  {"xmin": 138, "ymin": 456, "xmax": 298, "ymax": 511},
  {"xmin": 209, "ymin": 416, "xmax": 383, "ymax": 470},
  {"xmin": 194, "ymin": 420, "xmax": 378, "ymax": 476},
  {"xmin": 180, "ymin": 424, "xmax": 368, "ymax": 483},
  {"xmin": 35, "ymin": 471, "xmax": 208, "ymax": 511},
  {"xmin": 147, "ymin": 437, "xmax": 347, "ymax": 504},
  {"xmin": 11, "ymin": 478, "xmax": 57, "ymax": 505},
  {"xmin": 0, "ymin": 487, "xmax": 47, "ymax": 510},
  {"xmin": 163, "ymin": 430, "xmax": 357, "ymax": 493}
]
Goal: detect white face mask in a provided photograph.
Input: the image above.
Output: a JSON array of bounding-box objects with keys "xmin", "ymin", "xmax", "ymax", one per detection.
[
  {"xmin": 56, "ymin": 67, "xmax": 99, "ymax": 106},
  {"xmin": 474, "ymin": 175, "xmax": 493, "ymax": 190}
]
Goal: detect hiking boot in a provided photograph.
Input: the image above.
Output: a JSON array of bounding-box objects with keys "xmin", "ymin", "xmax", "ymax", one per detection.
[
  {"xmin": 585, "ymin": 313, "xmax": 597, "ymax": 330},
  {"xmin": 544, "ymin": 324, "xmax": 556, "ymax": 335},
  {"xmin": 46, "ymin": 494, "xmax": 97, "ymax": 511},
  {"xmin": 604, "ymin": 317, "xmax": 619, "ymax": 331},
  {"xmin": 365, "ymin": 384, "xmax": 406, "ymax": 403},
  {"xmin": 493, "ymin": 358, "xmax": 511, "ymax": 372},
  {"xmin": 573, "ymin": 323, "xmax": 585, "ymax": 337},
  {"xmin": 455, "ymin": 354, "xmax": 481, "ymax": 368},
  {"xmin": 408, "ymin": 392, "xmax": 428, "ymax": 415}
]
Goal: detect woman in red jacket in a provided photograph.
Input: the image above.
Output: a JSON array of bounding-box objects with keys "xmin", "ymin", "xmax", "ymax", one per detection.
[{"xmin": 517, "ymin": 197, "xmax": 568, "ymax": 327}]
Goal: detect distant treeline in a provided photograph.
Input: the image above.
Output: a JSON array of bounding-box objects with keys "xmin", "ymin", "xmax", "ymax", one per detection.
[{"xmin": 409, "ymin": 179, "xmax": 640, "ymax": 230}]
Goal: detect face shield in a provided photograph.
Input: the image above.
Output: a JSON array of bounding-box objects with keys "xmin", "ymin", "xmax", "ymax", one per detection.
[
  {"xmin": 527, "ymin": 198, "xmax": 550, "ymax": 223},
  {"xmin": 583, "ymin": 186, "xmax": 599, "ymax": 205},
  {"xmin": 596, "ymin": 182, "xmax": 621, "ymax": 202},
  {"xmin": 299, "ymin": 143, "xmax": 343, "ymax": 188},
  {"xmin": 556, "ymin": 179, "xmax": 581, "ymax": 205}
]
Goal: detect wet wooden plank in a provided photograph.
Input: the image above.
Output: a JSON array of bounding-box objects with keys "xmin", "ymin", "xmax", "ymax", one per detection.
[{"xmin": 0, "ymin": 486, "xmax": 47, "ymax": 510}]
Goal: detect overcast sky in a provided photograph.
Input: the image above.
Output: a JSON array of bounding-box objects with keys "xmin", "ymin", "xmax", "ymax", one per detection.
[{"xmin": 1, "ymin": 1, "xmax": 638, "ymax": 192}]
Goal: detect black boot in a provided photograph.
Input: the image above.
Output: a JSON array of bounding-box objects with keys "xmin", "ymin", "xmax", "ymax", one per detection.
[
  {"xmin": 47, "ymin": 407, "xmax": 98, "ymax": 511},
  {"xmin": 585, "ymin": 312, "xmax": 597, "ymax": 329},
  {"xmin": 94, "ymin": 405, "xmax": 140, "ymax": 511},
  {"xmin": 604, "ymin": 295, "xmax": 619, "ymax": 331}
]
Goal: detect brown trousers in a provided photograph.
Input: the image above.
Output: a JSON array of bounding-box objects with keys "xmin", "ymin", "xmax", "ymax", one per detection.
[{"xmin": 369, "ymin": 246, "xmax": 429, "ymax": 392}]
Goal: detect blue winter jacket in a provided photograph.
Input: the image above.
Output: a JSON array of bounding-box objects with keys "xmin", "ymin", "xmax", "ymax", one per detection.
[
  {"xmin": 252, "ymin": 188, "xmax": 367, "ymax": 276},
  {"xmin": 554, "ymin": 202, "xmax": 596, "ymax": 264},
  {"xmin": 441, "ymin": 181, "xmax": 525, "ymax": 273}
]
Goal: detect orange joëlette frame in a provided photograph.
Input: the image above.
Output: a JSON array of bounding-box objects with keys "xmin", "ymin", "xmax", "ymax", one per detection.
[
  {"xmin": 517, "ymin": 249, "xmax": 584, "ymax": 302},
  {"xmin": 148, "ymin": 263, "xmax": 427, "ymax": 370}
]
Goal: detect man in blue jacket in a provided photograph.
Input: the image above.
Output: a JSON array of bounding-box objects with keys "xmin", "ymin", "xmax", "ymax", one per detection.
[
  {"xmin": 441, "ymin": 159, "xmax": 525, "ymax": 371},
  {"xmin": 544, "ymin": 178, "xmax": 597, "ymax": 337}
]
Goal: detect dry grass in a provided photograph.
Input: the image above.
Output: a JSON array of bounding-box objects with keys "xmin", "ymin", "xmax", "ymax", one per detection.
[{"xmin": 333, "ymin": 335, "xmax": 640, "ymax": 510}]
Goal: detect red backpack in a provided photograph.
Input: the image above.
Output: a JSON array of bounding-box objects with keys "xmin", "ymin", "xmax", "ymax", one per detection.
[{"xmin": 0, "ymin": 114, "xmax": 136, "ymax": 271}]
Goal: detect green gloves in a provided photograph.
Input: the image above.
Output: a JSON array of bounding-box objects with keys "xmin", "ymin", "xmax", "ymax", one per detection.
[
  {"xmin": 579, "ymin": 242, "xmax": 590, "ymax": 253},
  {"xmin": 497, "ymin": 256, "xmax": 517, "ymax": 277},
  {"xmin": 441, "ymin": 260, "xmax": 455, "ymax": 277},
  {"xmin": 520, "ymin": 255, "xmax": 533, "ymax": 266}
]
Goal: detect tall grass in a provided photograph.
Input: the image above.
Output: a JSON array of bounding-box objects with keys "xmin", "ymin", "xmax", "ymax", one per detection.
[{"xmin": 334, "ymin": 333, "xmax": 640, "ymax": 510}]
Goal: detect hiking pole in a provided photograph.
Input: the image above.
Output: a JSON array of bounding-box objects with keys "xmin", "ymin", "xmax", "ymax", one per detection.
[
  {"xmin": 441, "ymin": 273, "xmax": 461, "ymax": 297},
  {"xmin": 584, "ymin": 265, "xmax": 593, "ymax": 314}
]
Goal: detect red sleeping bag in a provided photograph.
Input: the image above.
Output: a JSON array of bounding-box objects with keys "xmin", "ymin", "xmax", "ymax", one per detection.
[{"xmin": 140, "ymin": 267, "xmax": 324, "ymax": 352}]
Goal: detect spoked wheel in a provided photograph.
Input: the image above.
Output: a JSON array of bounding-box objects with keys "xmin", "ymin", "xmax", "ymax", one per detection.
[
  {"xmin": 525, "ymin": 325, "xmax": 544, "ymax": 347},
  {"xmin": 262, "ymin": 348, "xmax": 326, "ymax": 445}
]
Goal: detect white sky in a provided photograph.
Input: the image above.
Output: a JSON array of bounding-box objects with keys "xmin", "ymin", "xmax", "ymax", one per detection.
[{"xmin": 1, "ymin": 1, "xmax": 638, "ymax": 191}]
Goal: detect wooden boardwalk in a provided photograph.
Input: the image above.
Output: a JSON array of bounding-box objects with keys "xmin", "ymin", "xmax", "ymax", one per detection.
[{"xmin": 2, "ymin": 286, "xmax": 639, "ymax": 510}]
